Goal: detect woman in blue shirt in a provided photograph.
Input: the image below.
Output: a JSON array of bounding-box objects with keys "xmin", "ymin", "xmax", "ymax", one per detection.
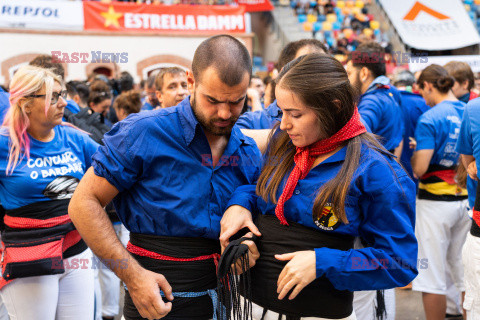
[
  {"xmin": 221, "ymin": 54, "xmax": 417, "ymax": 320},
  {"xmin": 411, "ymin": 64, "xmax": 470, "ymax": 320},
  {"xmin": 0, "ymin": 65, "xmax": 99, "ymax": 320}
]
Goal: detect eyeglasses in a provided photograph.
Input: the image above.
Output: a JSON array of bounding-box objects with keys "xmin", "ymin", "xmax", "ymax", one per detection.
[{"xmin": 27, "ymin": 90, "xmax": 68, "ymax": 105}]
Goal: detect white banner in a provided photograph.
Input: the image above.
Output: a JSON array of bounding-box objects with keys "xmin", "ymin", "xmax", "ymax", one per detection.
[
  {"xmin": 378, "ymin": 0, "xmax": 480, "ymax": 50},
  {"xmin": 409, "ymin": 55, "xmax": 480, "ymax": 73},
  {"xmin": 0, "ymin": 0, "xmax": 84, "ymax": 31}
]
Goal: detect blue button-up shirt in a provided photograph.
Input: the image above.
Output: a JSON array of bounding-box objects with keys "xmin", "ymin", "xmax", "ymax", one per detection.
[
  {"xmin": 228, "ymin": 144, "xmax": 417, "ymax": 291},
  {"xmin": 359, "ymin": 77, "xmax": 404, "ymax": 151},
  {"xmin": 92, "ymin": 97, "xmax": 262, "ymax": 239}
]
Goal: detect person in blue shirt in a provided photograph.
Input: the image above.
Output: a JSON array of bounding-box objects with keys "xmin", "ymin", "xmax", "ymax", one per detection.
[
  {"xmin": 456, "ymin": 97, "xmax": 480, "ymax": 319},
  {"xmin": 444, "ymin": 61, "xmax": 478, "ymax": 104},
  {"xmin": 0, "ymin": 65, "xmax": 99, "ymax": 320},
  {"xmin": 141, "ymin": 75, "xmax": 159, "ymax": 111},
  {"xmin": 392, "ymin": 70, "xmax": 430, "ymax": 185},
  {"xmin": 0, "ymin": 86, "xmax": 9, "ymax": 124},
  {"xmin": 410, "ymin": 64, "xmax": 470, "ymax": 320},
  {"xmin": 68, "ymin": 35, "xmax": 262, "ymax": 320},
  {"xmin": 346, "ymin": 42, "xmax": 404, "ymax": 155},
  {"xmin": 236, "ymin": 39, "xmax": 327, "ymax": 130},
  {"xmin": 220, "ymin": 54, "xmax": 417, "ymax": 320}
]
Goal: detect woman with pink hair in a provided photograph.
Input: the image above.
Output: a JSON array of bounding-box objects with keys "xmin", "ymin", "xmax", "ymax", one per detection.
[{"xmin": 0, "ymin": 65, "xmax": 98, "ymax": 319}]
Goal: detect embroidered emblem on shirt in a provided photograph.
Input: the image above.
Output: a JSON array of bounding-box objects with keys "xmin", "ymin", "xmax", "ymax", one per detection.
[{"xmin": 314, "ymin": 203, "xmax": 341, "ymax": 231}]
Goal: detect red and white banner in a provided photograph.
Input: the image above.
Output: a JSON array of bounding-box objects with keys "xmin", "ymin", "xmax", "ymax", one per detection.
[
  {"xmin": 235, "ymin": 0, "xmax": 273, "ymax": 12},
  {"xmin": 83, "ymin": 2, "xmax": 249, "ymax": 34}
]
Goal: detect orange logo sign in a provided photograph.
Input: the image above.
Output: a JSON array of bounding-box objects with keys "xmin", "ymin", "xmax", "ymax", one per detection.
[{"xmin": 403, "ymin": 1, "xmax": 450, "ymax": 21}]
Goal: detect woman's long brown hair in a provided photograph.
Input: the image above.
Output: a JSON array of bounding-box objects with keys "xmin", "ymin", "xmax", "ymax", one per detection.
[{"xmin": 256, "ymin": 54, "xmax": 390, "ymax": 224}]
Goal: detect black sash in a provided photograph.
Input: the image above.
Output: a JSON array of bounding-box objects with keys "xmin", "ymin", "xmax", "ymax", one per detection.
[
  {"xmin": 124, "ymin": 233, "xmax": 220, "ymax": 320},
  {"xmin": 251, "ymin": 214, "xmax": 354, "ymax": 319}
]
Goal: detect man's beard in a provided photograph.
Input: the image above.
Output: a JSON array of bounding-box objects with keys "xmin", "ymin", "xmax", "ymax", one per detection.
[
  {"xmin": 351, "ymin": 73, "xmax": 363, "ymax": 97},
  {"xmin": 191, "ymin": 92, "xmax": 238, "ymax": 136}
]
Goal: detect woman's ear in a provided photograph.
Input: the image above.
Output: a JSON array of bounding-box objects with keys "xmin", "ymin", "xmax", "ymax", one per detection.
[{"xmin": 19, "ymin": 98, "xmax": 31, "ymax": 114}]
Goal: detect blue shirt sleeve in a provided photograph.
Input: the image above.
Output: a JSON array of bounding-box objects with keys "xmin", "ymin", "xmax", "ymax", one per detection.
[
  {"xmin": 358, "ymin": 97, "xmax": 380, "ymax": 132},
  {"xmin": 314, "ymin": 167, "xmax": 418, "ymax": 291},
  {"xmin": 456, "ymin": 106, "xmax": 473, "ymax": 155},
  {"xmin": 415, "ymin": 113, "xmax": 436, "ymax": 150},
  {"xmin": 91, "ymin": 121, "xmax": 144, "ymax": 192},
  {"xmin": 227, "ymin": 184, "xmax": 259, "ymax": 214},
  {"xmin": 235, "ymin": 113, "xmax": 256, "ymax": 130}
]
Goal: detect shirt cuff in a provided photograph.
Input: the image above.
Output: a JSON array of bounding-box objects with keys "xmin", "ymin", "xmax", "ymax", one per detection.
[
  {"xmin": 315, "ymin": 247, "xmax": 348, "ymax": 279},
  {"xmin": 227, "ymin": 194, "xmax": 254, "ymax": 212}
]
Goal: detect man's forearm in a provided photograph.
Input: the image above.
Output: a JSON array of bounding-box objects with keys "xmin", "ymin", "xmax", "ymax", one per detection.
[{"xmin": 69, "ymin": 194, "xmax": 141, "ymax": 284}]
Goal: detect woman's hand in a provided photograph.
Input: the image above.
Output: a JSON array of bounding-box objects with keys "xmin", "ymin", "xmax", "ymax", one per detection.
[
  {"xmin": 220, "ymin": 205, "xmax": 261, "ymax": 251},
  {"xmin": 276, "ymin": 250, "xmax": 316, "ymax": 300}
]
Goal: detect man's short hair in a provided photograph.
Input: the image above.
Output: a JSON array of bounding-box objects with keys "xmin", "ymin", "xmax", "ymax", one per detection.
[
  {"xmin": 444, "ymin": 61, "xmax": 475, "ymax": 91},
  {"xmin": 192, "ymin": 35, "xmax": 252, "ymax": 87},
  {"xmin": 65, "ymin": 82, "xmax": 78, "ymax": 98},
  {"xmin": 348, "ymin": 41, "xmax": 386, "ymax": 79},
  {"xmin": 119, "ymin": 71, "xmax": 134, "ymax": 93},
  {"xmin": 277, "ymin": 39, "xmax": 328, "ymax": 71},
  {"xmin": 393, "ymin": 70, "xmax": 416, "ymax": 88},
  {"xmin": 155, "ymin": 67, "xmax": 186, "ymax": 92},
  {"xmin": 29, "ymin": 55, "xmax": 65, "ymax": 79}
]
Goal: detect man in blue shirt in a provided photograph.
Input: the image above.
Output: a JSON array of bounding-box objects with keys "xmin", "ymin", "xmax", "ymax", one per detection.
[
  {"xmin": 141, "ymin": 75, "xmax": 159, "ymax": 111},
  {"xmin": 392, "ymin": 70, "xmax": 429, "ymax": 184},
  {"xmin": 236, "ymin": 39, "xmax": 327, "ymax": 130},
  {"xmin": 346, "ymin": 42, "xmax": 404, "ymax": 155},
  {"xmin": 69, "ymin": 35, "xmax": 262, "ymax": 320}
]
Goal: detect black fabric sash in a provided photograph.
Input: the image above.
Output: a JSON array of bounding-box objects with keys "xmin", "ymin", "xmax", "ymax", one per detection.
[
  {"xmin": 124, "ymin": 233, "xmax": 220, "ymax": 320},
  {"xmin": 251, "ymin": 214, "xmax": 354, "ymax": 319}
]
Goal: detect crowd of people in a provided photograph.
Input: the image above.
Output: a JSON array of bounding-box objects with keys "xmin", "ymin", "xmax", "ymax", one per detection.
[{"xmin": 0, "ymin": 34, "xmax": 479, "ymax": 320}]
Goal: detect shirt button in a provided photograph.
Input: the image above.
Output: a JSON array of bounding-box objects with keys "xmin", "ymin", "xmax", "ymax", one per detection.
[{"xmin": 294, "ymin": 190, "xmax": 300, "ymax": 195}]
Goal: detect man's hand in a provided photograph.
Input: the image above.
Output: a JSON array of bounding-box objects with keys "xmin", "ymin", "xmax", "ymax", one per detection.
[
  {"xmin": 468, "ymin": 161, "xmax": 478, "ymax": 181},
  {"xmin": 276, "ymin": 250, "xmax": 316, "ymax": 300},
  {"xmin": 126, "ymin": 268, "xmax": 174, "ymax": 320},
  {"xmin": 220, "ymin": 205, "xmax": 261, "ymax": 251},
  {"xmin": 232, "ymin": 233, "xmax": 260, "ymax": 274}
]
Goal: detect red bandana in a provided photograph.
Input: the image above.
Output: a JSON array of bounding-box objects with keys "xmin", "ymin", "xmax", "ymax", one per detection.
[{"xmin": 275, "ymin": 107, "xmax": 367, "ymax": 225}]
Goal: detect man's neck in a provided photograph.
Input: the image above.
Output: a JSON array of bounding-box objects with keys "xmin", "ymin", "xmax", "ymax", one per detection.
[{"xmin": 204, "ymin": 131, "xmax": 229, "ymax": 168}]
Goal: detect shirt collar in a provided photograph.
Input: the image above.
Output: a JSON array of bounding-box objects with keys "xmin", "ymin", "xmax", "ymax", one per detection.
[
  {"xmin": 365, "ymin": 75, "xmax": 391, "ymax": 94},
  {"xmin": 317, "ymin": 145, "xmax": 347, "ymax": 165},
  {"xmin": 177, "ymin": 96, "xmax": 255, "ymax": 148},
  {"xmin": 177, "ymin": 96, "xmax": 199, "ymax": 146}
]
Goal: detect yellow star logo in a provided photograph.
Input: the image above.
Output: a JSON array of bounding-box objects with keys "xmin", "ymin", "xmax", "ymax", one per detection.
[{"xmin": 100, "ymin": 6, "xmax": 123, "ymax": 28}]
